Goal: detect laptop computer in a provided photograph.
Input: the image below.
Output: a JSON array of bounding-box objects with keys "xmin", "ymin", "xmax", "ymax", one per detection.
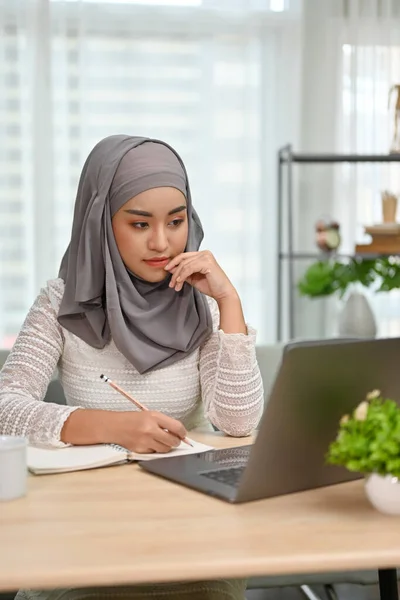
[{"xmin": 139, "ymin": 336, "xmax": 400, "ymax": 503}]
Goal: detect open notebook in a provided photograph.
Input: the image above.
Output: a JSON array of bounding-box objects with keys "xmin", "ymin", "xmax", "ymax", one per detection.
[{"xmin": 27, "ymin": 439, "xmax": 213, "ymax": 475}]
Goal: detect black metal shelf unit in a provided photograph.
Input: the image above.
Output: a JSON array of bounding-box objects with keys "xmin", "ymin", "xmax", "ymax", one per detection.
[{"xmin": 276, "ymin": 145, "xmax": 400, "ymax": 342}]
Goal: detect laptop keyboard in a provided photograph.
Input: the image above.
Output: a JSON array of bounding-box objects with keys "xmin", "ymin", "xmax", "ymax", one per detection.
[{"xmin": 200, "ymin": 466, "xmax": 245, "ymax": 487}]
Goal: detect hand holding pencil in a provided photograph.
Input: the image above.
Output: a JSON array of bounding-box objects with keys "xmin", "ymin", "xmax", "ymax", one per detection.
[{"xmin": 100, "ymin": 374, "xmax": 193, "ymax": 451}]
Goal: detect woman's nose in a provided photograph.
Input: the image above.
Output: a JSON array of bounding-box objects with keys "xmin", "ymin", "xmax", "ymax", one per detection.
[{"xmin": 148, "ymin": 227, "xmax": 168, "ymax": 252}]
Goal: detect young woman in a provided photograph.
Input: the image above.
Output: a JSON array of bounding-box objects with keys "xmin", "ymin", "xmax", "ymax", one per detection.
[{"xmin": 0, "ymin": 135, "xmax": 264, "ymax": 600}]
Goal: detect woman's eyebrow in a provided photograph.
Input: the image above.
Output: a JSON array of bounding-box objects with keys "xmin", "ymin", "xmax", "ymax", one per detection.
[
  {"xmin": 124, "ymin": 205, "xmax": 187, "ymax": 217},
  {"xmin": 168, "ymin": 205, "xmax": 187, "ymax": 215}
]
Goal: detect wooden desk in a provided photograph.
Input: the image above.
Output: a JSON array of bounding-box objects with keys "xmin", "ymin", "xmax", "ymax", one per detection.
[{"xmin": 1, "ymin": 432, "xmax": 400, "ymax": 595}]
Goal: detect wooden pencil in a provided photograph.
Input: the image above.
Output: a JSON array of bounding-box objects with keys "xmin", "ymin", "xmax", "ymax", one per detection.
[{"xmin": 100, "ymin": 374, "xmax": 193, "ymax": 447}]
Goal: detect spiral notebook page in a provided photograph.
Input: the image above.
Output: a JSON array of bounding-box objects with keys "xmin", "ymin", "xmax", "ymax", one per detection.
[{"xmin": 27, "ymin": 438, "xmax": 213, "ymax": 475}]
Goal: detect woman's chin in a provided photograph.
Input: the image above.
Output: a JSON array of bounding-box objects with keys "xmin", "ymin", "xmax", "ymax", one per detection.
[{"xmin": 129, "ymin": 266, "xmax": 170, "ymax": 283}]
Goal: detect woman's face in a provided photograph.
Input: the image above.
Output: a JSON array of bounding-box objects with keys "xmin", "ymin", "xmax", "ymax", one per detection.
[{"xmin": 112, "ymin": 186, "xmax": 188, "ymax": 282}]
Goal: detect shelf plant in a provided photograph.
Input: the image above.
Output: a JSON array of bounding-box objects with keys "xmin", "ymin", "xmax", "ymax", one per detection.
[{"xmin": 297, "ymin": 256, "xmax": 400, "ymax": 298}]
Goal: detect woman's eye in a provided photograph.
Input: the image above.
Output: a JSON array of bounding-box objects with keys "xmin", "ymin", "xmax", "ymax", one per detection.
[
  {"xmin": 131, "ymin": 219, "xmax": 183, "ymax": 230},
  {"xmin": 169, "ymin": 218, "xmax": 184, "ymax": 228},
  {"xmin": 132, "ymin": 222, "xmax": 148, "ymax": 230}
]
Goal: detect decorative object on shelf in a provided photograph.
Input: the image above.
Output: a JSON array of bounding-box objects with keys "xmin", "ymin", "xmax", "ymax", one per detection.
[
  {"xmin": 356, "ymin": 190, "xmax": 400, "ymax": 254},
  {"xmin": 356, "ymin": 232, "xmax": 400, "ymax": 254},
  {"xmin": 315, "ymin": 218, "xmax": 341, "ymax": 253},
  {"xmin": 327, "ymin": 390, "xmax": 400, "ymax": 515},
  {"xmin": 297, "ymin": 256, "xmax": 400, "ymax": 299},
  {"xmin": 356, "ymin": 229, "xmax": 400, "ymax": 254},
  {"xmin": 388, "ymin": 84, "xmax": 400, "ymax": 154},
  {"xmin": 364, "ymin": 223, "xmax": 400, "ymax": 236},
  {"xmin": 381, "ymin": 189, "xmax": 398, "ymax": 223},
  {"xmin": 338, "ymin": 291, "xmax": 377, "ymax": 338}
]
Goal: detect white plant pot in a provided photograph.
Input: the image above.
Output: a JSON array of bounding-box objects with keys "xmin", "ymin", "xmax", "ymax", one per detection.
[
  {"xmin": 338, "ymin": 291, "xmax": 377, "ymax": 338},
  {"xmin": 365, "ymin": 473, "xmax": 400, "ymax": 515}
]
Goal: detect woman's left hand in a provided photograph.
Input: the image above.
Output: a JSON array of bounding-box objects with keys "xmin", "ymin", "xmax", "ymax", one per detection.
[{"xmin": 165, "ymin": 250, "xmax": 238, "ymax": 303}]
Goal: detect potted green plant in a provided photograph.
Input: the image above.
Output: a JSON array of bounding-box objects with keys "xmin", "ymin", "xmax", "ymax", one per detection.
[
  {"xmin": 326, "ymin": 389, "xmax": 400, "ymax": 514},
  {"xmin": 297, "ymin": 256, "xmax": 400, "ymax": 298},
  {"xmin": 297, "ymin": 256, "xmax": 400, "ymax": 337}
]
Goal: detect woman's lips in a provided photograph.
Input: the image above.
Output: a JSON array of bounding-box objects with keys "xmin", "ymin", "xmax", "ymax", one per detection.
[{"xmin": 143, "ymin": 258, "xmax": 170, "ymax": 268}]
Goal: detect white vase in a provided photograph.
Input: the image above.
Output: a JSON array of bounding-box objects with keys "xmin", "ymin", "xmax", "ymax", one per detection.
[
  {"xmin": 365, "ymin": 473, "xmax": 400, "ymax": 515},
  {"xmin": 338, "ymin": 291, "xmax": 377, "ymax": 338}
]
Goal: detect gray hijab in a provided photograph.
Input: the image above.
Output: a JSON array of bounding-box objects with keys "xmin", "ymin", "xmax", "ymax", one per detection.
[{"xmin": 58, "ymin": 135, "xmax": 213, "ymax": 374}]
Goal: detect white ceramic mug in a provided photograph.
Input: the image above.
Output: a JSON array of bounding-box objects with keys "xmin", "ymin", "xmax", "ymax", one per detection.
[{"xmin": 0, "ymin": 435, "xmax": 27, "ymax": 501}]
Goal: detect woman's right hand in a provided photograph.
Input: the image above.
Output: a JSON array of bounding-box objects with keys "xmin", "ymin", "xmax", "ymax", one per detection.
[
  {"xmin": 61, "ymin": 408, "xmax": 187, "ymax": 453},
  {"xmin": 106, "ymin": 410, "xmax": 187, "ymax": 453}
]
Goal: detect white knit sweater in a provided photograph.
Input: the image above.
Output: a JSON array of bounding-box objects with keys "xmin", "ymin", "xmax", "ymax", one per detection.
[{"xmin": 0, "ymin": 278, "xmax": 264, "ymax": 446}]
